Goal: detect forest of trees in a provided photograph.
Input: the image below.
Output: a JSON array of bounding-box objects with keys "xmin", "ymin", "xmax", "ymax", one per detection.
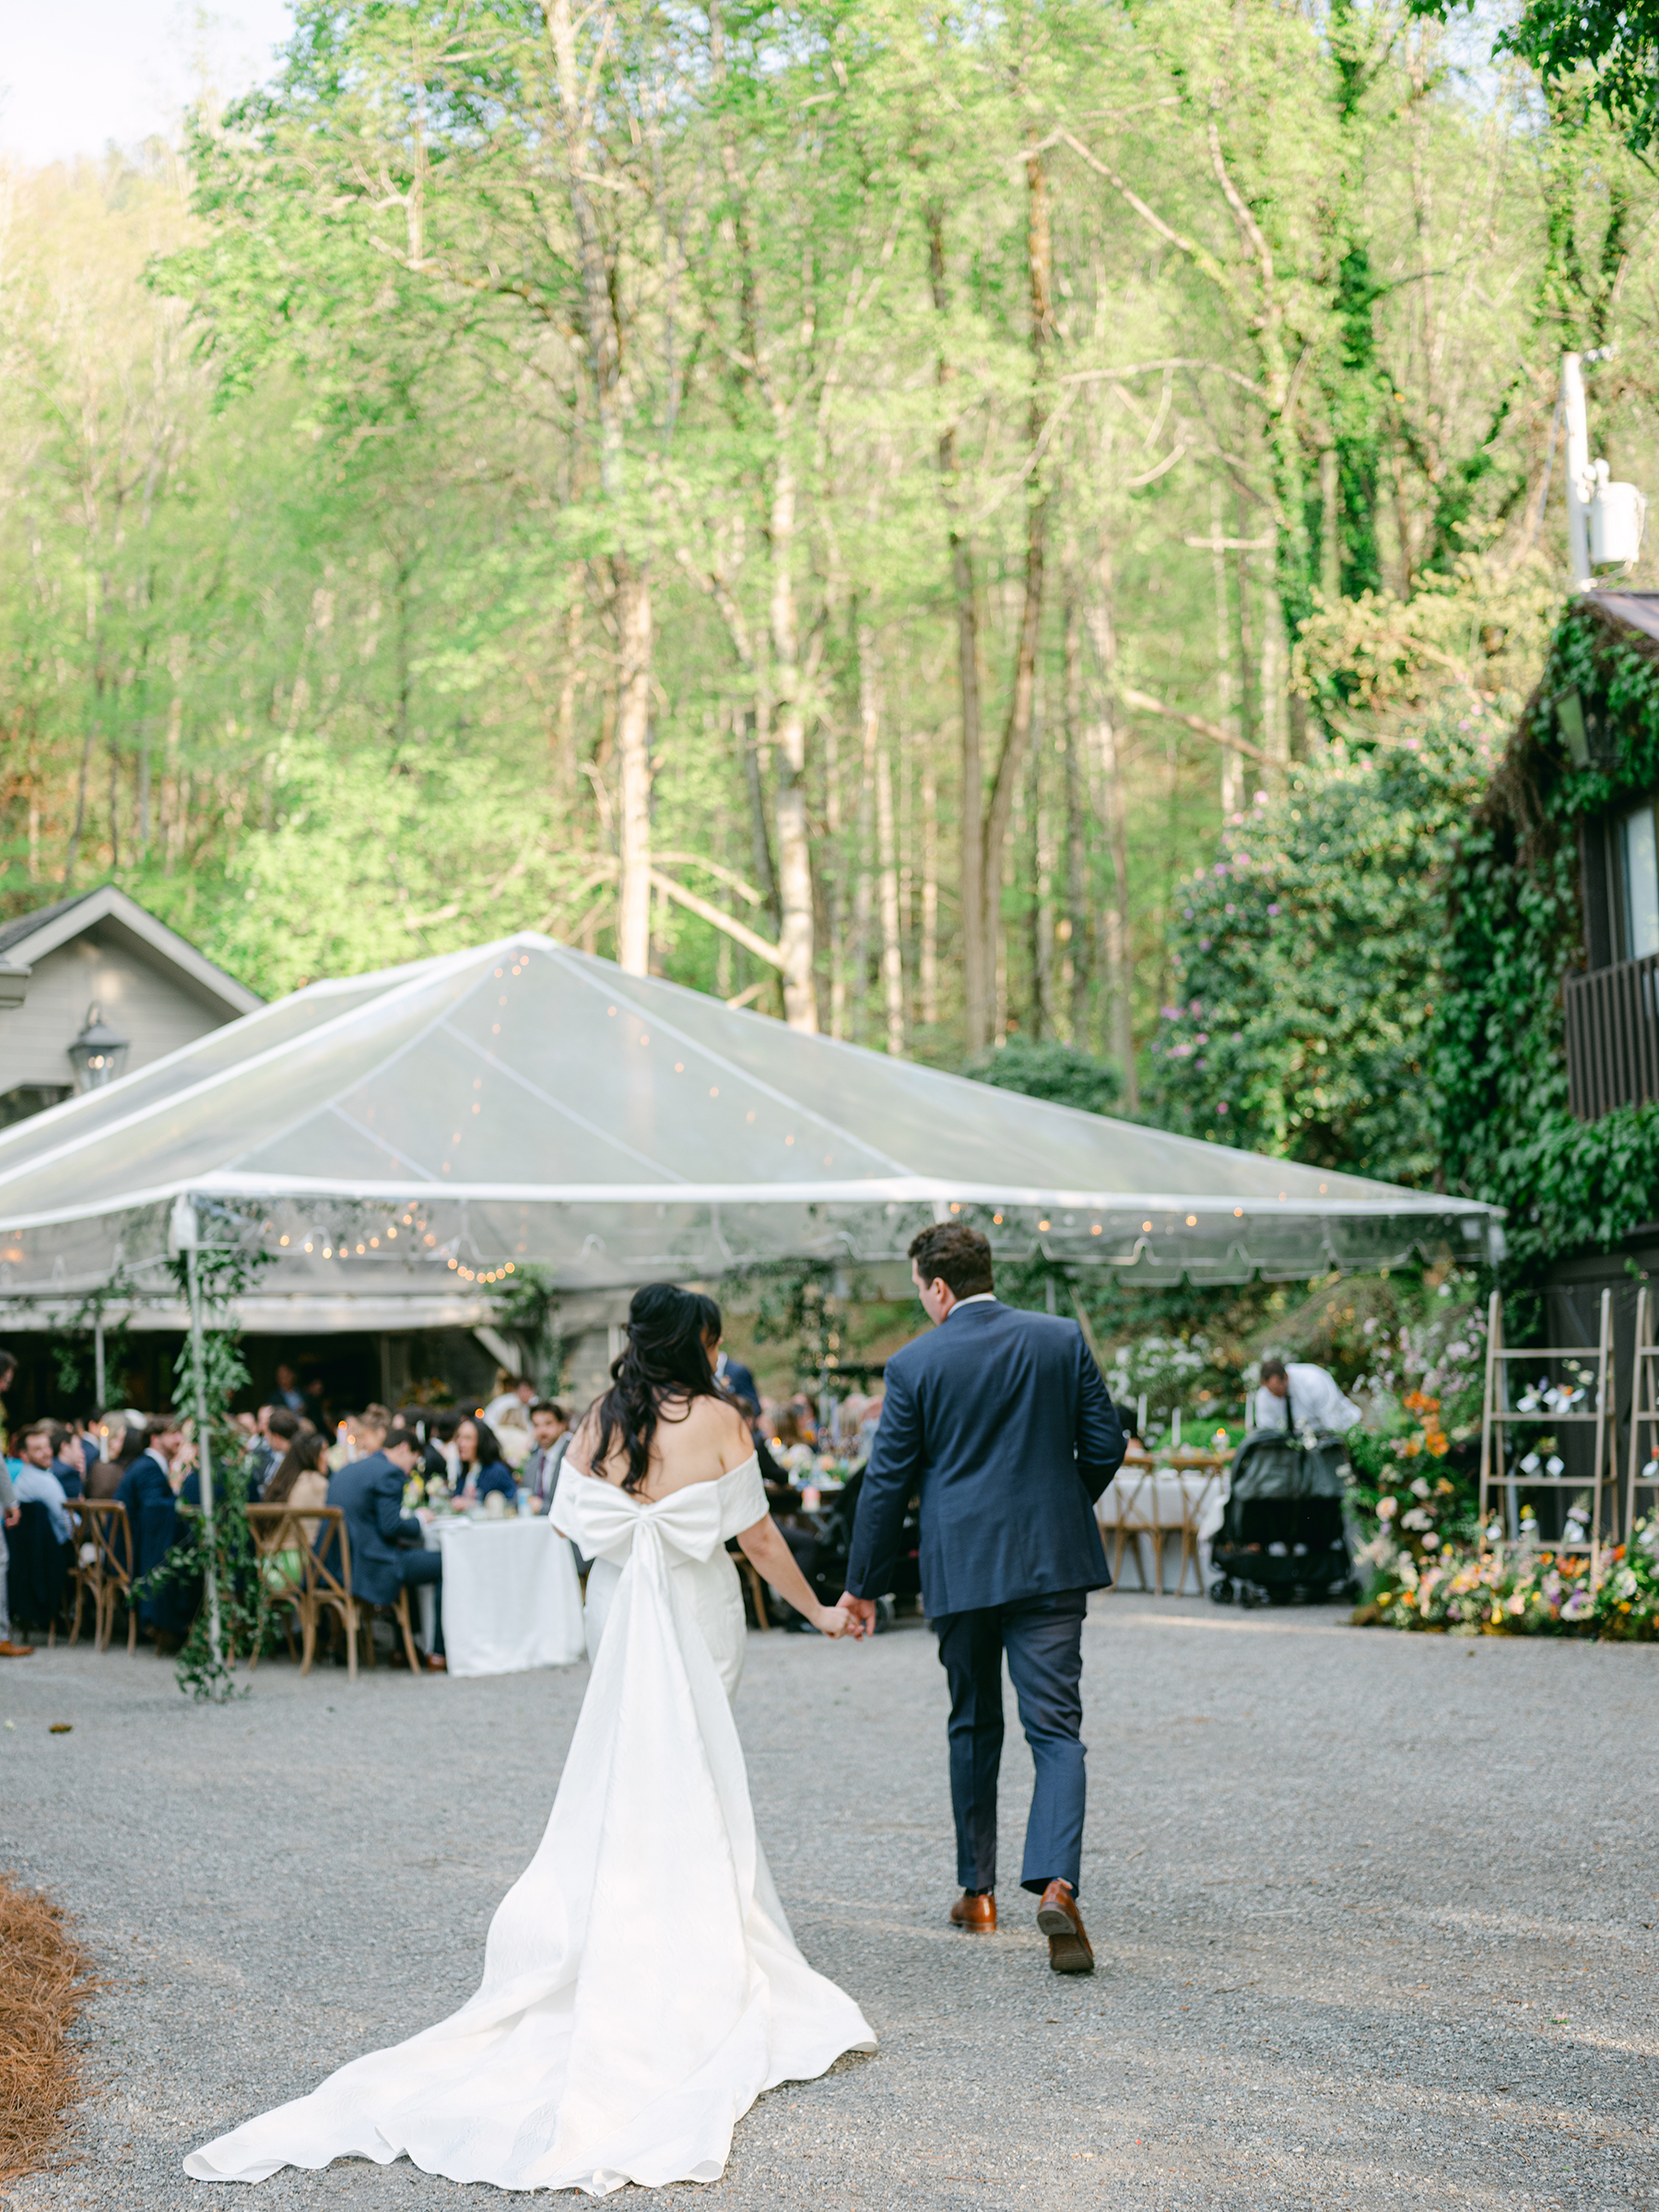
[{"xmin": 2, "ymin": 0, "xmax": 1656, "ymax": 1117}]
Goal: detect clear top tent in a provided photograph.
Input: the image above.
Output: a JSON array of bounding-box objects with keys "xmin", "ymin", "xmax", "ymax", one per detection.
[{"xmin": 0, "ymin": 933, "xmax": 1500, "ymax": 1324}]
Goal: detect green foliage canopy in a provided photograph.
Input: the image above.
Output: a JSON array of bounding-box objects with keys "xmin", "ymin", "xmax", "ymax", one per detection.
[
  {"xmin": 1149, "ymin": 713, "xmax": 1502, "ymax": 1185},
  {"xmin": 960, "ymin": 1039, "xmax": 1122, "ymax": 1117}
]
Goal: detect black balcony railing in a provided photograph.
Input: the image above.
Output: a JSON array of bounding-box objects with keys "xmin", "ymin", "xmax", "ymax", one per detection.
[{"xmin": 1564, "ymin": 951, "xmax": 1659, "ymax": 1119}]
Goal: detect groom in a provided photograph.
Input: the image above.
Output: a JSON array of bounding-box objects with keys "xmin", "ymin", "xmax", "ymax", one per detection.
[{"xmin": 841, "ymin": 1223, "xmax": 1124, "ymax": 1973}]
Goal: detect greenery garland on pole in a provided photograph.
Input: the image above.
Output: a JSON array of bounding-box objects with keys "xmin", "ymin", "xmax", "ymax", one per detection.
[{"xmin": 132, "ymin": 1198, "xmax": 272, "ymax": 1702}]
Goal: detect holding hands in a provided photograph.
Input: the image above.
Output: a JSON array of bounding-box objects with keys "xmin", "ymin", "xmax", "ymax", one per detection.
[{"xmin": 813, "ymin": 1599, "xmax": 865, "ymax": 1640}]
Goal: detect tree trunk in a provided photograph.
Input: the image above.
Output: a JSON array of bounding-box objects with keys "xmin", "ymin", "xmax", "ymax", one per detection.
[
  {"xmin": 737, "ymin": 705, "xmax": 780, "ymax": 922},
  {"xmin": 877, "ymin": 738, "xmax": 905, "ymax": 1055},
  {"xmin": 547, "ymin": 0, "xmax": 653, "ymax": 966},
  {"xmin": 614, "ymin": 562, "xmax": 653, "ymax": 975},
  {"xmin": 1083, "ymin": 552, "xmax": 1136, "ymax": 1105},
  {"xmin": 556, "ymin": 572, "xmax": 584, "ymax": 804},
  {"xmin": 1209, "ymin": 479, "xmax": 1243, "ymax": 816},
  {"xmin": 768, "ymin": 449, "xmax": 818, "ymax": 1030},
  {"xmin": 825, "ymin": 693, "xmax": 847, "ymax": 1039},
  {"xmin": 1063, "ymin": 592, "xmax": 1090, "ymax": 1046},
  {"xmin": 853, "ymin": 624, "xmax": 882, "ymax": 1041},
  {"xmin": 921, "ymin": 759, "xmax": 939, "ymax": 1030},
  {"xmin": 928, "ymin": 205, "xmax": 988, "ymax": 1050},
  {"xmin": 974, "ymin": 137, "xmax": 1053, "ymax": 1048},
  {"xmin": 1257, "ymin": 522, "xmax": 1288, "ymax": 768},
  {"xmin": 65, "ymin": 716, "xmax": 96, "ymax": 879}
]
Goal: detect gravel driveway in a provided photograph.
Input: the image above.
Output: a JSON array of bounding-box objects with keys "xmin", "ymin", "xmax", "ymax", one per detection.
[{"xmin": 3, "ymin": 1593, "xmax": 1655, "ymax": 2211}]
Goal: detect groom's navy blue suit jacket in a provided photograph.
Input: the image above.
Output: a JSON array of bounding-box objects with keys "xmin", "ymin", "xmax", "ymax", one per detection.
[{"xmin": 845, "ymin": 1299, "xmax": 1125, "ymax": 1618}]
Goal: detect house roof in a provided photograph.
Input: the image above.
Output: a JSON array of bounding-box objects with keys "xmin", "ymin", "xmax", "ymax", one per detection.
[
  {"xmin": 0, "ymin": 894, "xmax": 89, "ymax": 959},
  {"xmin": 0, "ymin": 932, "xmax": 1499, "ymax": 1311},
  {"xmin": 0, "ymin": 886, "xmax": 262, "ymax": 1017},
  {"xmin": 1583, "ymin": 589, "xmax": 1659, "ymax": 651}
]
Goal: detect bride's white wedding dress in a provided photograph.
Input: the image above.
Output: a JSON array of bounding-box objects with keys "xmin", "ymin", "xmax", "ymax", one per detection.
[{"xmin": 184, "ymin": 1454, "xmax": 876, "ymax": 2195}]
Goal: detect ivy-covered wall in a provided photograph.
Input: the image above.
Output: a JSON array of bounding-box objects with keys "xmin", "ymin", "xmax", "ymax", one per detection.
[{"xmin": 1436, "ymin": 594, "xmax": 1659, "ymax": 1275}]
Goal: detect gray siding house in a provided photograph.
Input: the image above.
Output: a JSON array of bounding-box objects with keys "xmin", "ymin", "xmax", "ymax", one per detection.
[{"xmin": 0, "ymin": 887, "xmax": 262, "ymax": 1126}]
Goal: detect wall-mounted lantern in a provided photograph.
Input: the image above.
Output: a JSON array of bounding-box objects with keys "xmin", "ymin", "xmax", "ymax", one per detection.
[{"xmin": 67, "ymin": 1003, "xmax": 130, "ymax": 1091}]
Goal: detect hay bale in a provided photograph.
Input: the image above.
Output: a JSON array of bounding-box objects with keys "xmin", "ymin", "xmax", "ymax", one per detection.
[{"xmin": 0, "ymin": 1873, "xmax": 97, "ymax": 2185}]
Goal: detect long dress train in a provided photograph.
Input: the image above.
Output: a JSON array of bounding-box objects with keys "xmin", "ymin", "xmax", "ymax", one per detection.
[{"xmin": 183, "ymin": 1455, "xmax": 876, "ymax": 2194}]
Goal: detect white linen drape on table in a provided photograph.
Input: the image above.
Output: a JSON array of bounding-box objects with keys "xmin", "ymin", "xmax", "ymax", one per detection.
[
  {"xmin": 419, "ymin": 1518, "xmax": 585, "ymax": 1677},
  {"xmin": 184, "ymin": 1453, "xmax": 875, "ymax": 2196}
]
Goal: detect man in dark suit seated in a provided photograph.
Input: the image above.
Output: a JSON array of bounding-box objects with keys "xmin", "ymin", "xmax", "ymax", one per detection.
[
  {"xmin": 115, "ymin": 1415, "xmax": 198, "ymax": 1645},
  {"xmin": 842, "ymin": 1223, "xmax": 1124, "ymax": 1974},
  {"xmin": 325, "ymin": 1422, "xmax": 446, "ymax": 1669}
]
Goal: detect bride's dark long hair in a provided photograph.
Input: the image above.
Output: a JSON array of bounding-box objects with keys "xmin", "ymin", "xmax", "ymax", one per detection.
[{"xmin": 588, "ymin": 1283, "xmax": 721, "ymax": 1494}]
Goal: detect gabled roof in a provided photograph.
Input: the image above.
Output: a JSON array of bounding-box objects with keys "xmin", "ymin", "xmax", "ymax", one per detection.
[
  {"xmin": 0, "ymin": 886, "xmax": 262, "ymax": 1017},
  {"xmin": 0, "ymin": 934, "xmax": 1498, "ymax": 1307}
]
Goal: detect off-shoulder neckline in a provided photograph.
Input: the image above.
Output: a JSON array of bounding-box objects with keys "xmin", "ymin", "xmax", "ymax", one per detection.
[{"xmin": 563, "ymin": 1450, "xmax": 759, "ymax": 1501}]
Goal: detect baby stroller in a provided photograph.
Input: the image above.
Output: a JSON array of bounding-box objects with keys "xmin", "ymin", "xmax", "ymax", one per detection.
[{"xmin": 1208, "ymin": 1427, "xmax": 1356, "ymax": 1608}]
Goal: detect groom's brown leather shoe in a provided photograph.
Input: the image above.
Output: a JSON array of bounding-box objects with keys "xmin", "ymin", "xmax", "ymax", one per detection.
[
  {"xmin": 949, "ymin": 1890, "xmax": 996, "ymax": 1933},
  {"xmin": 1037, "ymin": 1879, "xmax": 1094, "ymax": 1973}
]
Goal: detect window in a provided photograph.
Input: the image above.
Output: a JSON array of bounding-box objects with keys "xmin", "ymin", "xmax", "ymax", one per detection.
[
  {"xmin": 1623, "ymin": 802, "xmax": 1659, "ymax": 960},
  {"xmin": 0, "ymin": 1084, "xmax": 70, "ymax": 1131}
]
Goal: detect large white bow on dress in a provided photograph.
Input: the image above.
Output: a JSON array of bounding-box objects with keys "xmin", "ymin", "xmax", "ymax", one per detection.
[{"xmin": 561, "ymin": 1465, "xmax": 732, "ymax": 1570}]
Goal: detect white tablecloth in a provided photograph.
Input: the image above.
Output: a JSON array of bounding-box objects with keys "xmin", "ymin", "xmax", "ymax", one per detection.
[
  {"xmin": 418, "ymin": 1518, "xmax": 585, "ymax": 1677},
  {"xmin": 1097, "ymin": 1468, "xmax": 1228, "ymax": 1597}
]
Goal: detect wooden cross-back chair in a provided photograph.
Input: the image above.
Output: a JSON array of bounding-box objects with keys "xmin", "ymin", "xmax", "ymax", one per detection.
[
  {"xmin": 299, "ymin": 1512, "xmax": 429, "ymax": 1681},
  {"xmin": 66, "ymin": 1499, "xmax": 136, "ymax": 1653},
  {"xmin": 1104, "ymin": 1461, "xmax": 1160, "ymax": 1592},
  {"xmin": 244, "ymin": 1504, "xmax": 326, "ymax": 1672},
  {"xmin": 353, "ymin": 1580, "xmax": 425, "ymax": 1677},
  {"xmin": 301, "ymin": 1507, "xmax": 362, "ymax": 1680}
]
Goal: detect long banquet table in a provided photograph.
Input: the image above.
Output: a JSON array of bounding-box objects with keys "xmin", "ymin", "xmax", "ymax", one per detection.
[{"xmin": 416, "ymin": 1515, "xmax": 586, "ymax": 1677}]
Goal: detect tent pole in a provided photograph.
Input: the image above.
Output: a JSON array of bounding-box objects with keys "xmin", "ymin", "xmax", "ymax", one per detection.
[
  {"xmin": 185, "ymin": 1241, "xmax": 224, "ymax": 1674},
  {"xmin": 93, "ymin": 1318, "xmax": 105, "ymax": 1407}
]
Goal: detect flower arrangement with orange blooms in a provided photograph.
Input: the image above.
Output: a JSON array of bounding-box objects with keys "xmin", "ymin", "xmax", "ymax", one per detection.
[
  {"xmin": 1394, "ymin": 1391, "xmax": 1452, "ymax": 1458},
  {"xmin": 1358, "ymin": 1515, "xmax": 1659, "ymax": 1637}
]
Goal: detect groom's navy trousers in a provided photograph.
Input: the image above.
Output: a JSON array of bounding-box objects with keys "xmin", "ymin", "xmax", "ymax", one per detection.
[
  {"xmin": 933, "ymin": 1587, "xmax": 1088, "ymax": 1895},
  {"xmin": 845, "ymin": 1298, "xmax": 1124, "ymax": 1903}
]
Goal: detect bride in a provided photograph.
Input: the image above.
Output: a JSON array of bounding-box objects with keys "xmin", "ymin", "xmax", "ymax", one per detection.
[{"xmin": 185, "ymin": 1284, "xmax": 876, "ymax": 2194}]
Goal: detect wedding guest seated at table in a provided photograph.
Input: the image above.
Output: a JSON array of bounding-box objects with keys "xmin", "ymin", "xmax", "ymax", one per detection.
[
  {"xmin": 492, "ymin": 1398, "xmax": 535, "ymax": 1471},
  {"xmin": 245, "ymin": 1406, "xmax": 301, "ymax": 1500},
  {"xmin": 417, "ymin": 1411, "xmax": 461, "ymax": 1494},
  {"xmin": 266, "ymin": 1430, "xmax": 332, "ymax": 1514},
  {"xmin": 94, "ymin": 1418, "xmax": 146, "ymax": 1501},
  {"xmin": 12, "ymin": 1426, "xmax": 73, "ymax": 1540},
  {"xmin": 47, "ymin": 1424, "xmax": 86, "ymax": 1500},
  {"xmin": 482, "ymin": 1373, "xmax": 536, "ymax": 1432},
  {"xmin": 69, "ymin": 1412, "xmax": 107, "ymax": 1495},
  {"xmin": 523, "ymin": 1401, "xmax": 570, "ymax": 1513},
  {"xmin": 258, "ymin": 1430, "xmax": 332, "ymax": 1593},
  {"xmin": 454, "ymin": 1418, "xmax": 516, "ymax": 1509},
  {"xmin": 116, "ymin": 1415, "xmax": 197, "ymax": 1648},
  {"xmin": 324, "ymin": 1421, "xmax": 445, "ymax": 1668}
]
